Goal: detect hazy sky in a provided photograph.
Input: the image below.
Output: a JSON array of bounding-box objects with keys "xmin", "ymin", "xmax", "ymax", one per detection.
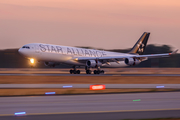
[{"xmin": 0, "ymin": 0, "xmax": 180, "ymax": 51}]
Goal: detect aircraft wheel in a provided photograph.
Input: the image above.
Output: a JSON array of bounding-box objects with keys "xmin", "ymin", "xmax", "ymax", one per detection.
[
  {"xmin": 94, "ymin": 70, "xmax": 97, "ymax": 74},
  {"xmin": 86, "ymin": 70, "xmax": 91, "ymax": 74},
  {"xmin": 77, "ymin": 70, "xmax": 80, "ymax": 74},
  {"xmin": 70, "ymin": 70, "xmax": 73, "ymax": 74},
  {"xmin": 101, "ymin": 70, "xmax": 105, "ymax": 74},
  {"xmin": 94, "ymin": 70, "xmax": 101, "ymax": 74}
]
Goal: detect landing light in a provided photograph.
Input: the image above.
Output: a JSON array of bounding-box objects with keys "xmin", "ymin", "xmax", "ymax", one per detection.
[{"xmin": 30, "ymin": 58, "xmax": 34, "ymax": 64}]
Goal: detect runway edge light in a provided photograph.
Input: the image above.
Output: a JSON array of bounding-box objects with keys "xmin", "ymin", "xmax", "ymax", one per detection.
[
  {"xmin": 63, "ymin": 85, "xmax": 73, "ymax": 88},
  {"xmin": 133, "ymin": 99, "xmax": 141, "ymax": 102},
  {"xmin": 90, "ymin": 85, "xmax": 105, "ymax": 90},
  {"xmin": 45, "ymin": 92, "xmax": 56, "ymax": 95},
  {"xmin": 14, "ymin": 112, "xmax": 26, "ymax": 116},
  {"xmin": 156, "ymin": 86, "xmax": 165, "ymax": 88}
]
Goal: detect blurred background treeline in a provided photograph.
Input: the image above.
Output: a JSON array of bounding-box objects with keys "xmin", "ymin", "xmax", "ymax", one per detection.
[{"xmin": 0, "ymin": 44, "xmax": 179, "ymax": 68}]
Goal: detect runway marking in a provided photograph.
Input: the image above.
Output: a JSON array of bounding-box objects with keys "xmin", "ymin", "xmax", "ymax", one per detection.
[{"xmin": 0, "ymin": 108, "xmax": 180, "ymax": 117}]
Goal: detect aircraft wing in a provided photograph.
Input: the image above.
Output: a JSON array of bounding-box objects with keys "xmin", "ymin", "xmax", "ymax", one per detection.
[
  {"xmin": 135, "ymin": 49, "xmax": 178, "ymax": 59},
  {"xmin": 73, "ymin": 49, "xmax": 178, "ymax": 63}
]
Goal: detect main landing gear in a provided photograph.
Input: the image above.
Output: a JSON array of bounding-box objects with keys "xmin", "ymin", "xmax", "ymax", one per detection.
[
  {"xmin": 93, "ymin": 70, "xmax": 104, "ymax": 74},
  {"xmin": 85, "ymin": 66, "xmax": 91, "ymax": 74},
  {"xmin": 69, "ymin": 66, "xmax": 105, "ymax": 74},
  {"xmin": 69, "ymin": 66, "xmax": 80, "ymax": 74},
  {"xmin": 93, "ymin": 67, "xmax": 104, "ymax": 74},
  {"xmin": 85, "ymin": 66, "xmax": 105, "ymax": 74}
]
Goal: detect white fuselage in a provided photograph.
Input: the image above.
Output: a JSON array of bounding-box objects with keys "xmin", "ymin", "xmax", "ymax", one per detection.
[{"xmin": 18, "ymin": 43, "xmax": 136, "ymax": 67}]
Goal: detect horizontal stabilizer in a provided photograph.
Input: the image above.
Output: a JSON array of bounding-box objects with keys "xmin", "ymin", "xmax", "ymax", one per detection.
[{"xmin": 171, "ymin": 49, "xmax": 178, "ymax": 54}]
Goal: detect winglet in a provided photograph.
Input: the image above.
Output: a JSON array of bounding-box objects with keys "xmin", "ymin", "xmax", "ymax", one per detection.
[{"xmin": 171, "ymin": 49, "xmax": 178, "ymax": 54}]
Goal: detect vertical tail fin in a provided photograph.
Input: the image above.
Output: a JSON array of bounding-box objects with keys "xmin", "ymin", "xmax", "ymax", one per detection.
[{"xmin": 128, "ymin": 32, "xmax": 150, "ymax": 55}]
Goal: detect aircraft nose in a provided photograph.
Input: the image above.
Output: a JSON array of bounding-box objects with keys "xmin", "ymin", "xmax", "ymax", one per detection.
[
  {"xmin": 18, "ymin": 48, "xmax": 22, "ymax": 54},
  {"xmin": 18, "ymin": 48, "xmax": 25, "ymax": 55}
]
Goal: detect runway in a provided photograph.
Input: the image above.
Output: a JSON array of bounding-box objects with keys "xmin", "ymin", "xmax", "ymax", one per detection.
[
  {"xmin": 1, "ymin": 73, "xmax": 180, "ymax": 76},
  {"xmin": 0, "ymin": 92, "xmax": 180, "ymax": 119},
  {"xmin": 0, "ymin": 84, "xmax": 180, "ymax": 88},
  {"xmin": 1, "ymin": 110, "xmax": 180, "ymax": 120},
  {"xmin": 0, "ymin": 68, "xmax": 180, "ymax": 76}
]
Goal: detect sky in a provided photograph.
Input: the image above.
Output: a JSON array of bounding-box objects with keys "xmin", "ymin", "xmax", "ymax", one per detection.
[{"xmin": 0, "ymin": 0, "xmax": 180, "ymax": 51}]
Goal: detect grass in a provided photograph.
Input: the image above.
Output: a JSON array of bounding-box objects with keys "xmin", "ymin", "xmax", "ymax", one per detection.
[
  {"xmin": 0, "ymin": 88, "xmax": 177, "ymax": 96},
  {"xmin": 0, "ymin": 76, "xmax": 180, "ymax": 84}
]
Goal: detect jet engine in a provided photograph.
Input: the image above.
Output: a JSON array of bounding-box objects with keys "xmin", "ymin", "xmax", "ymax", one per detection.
[
  {"xmin": 44, "ymin": 62, "xmax": 57, "ymax": 67},
  {"xmin": 86, "ymin": 60, "xmax": 102, "ymax": 68},
  {"xmin": 124, "ymin": 58, "xmax": 140, "ymax": 66}
]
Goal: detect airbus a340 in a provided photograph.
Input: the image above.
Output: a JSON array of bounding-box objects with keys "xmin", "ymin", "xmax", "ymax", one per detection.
[{"xmin": 18, "ymin": 32, "xmax": 178, "ymax": 74}]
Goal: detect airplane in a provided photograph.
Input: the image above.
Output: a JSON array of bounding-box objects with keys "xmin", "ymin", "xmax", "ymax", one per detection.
[{"xmin": 18, "ymin": 32, "xmax": 178, "ymax": 74}]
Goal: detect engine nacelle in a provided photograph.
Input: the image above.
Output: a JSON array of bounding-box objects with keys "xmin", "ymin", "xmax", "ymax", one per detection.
[
  {"xmin": 86, "ymin": 60, "xmax": 102, "ymax": 68},
  {"xmin": 44, "ymin": 62, "xmax": 56, "ymax": 67},
  {"xmin": 124, "ymin": 58, "xmax": 140, "ymax": 66}
]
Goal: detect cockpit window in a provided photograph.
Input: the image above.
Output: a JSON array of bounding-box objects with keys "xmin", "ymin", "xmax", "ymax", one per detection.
[{"xmin": 22, "ymin": 46, "xmax": 30, "ymax": 49}]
